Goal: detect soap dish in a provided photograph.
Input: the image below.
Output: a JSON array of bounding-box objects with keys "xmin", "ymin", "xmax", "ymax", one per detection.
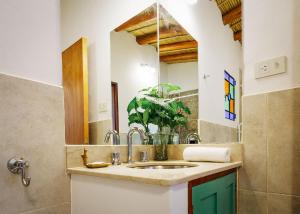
[{"xmin": 85, "ymin": 162, "xmax": 111, "ymax": 168}]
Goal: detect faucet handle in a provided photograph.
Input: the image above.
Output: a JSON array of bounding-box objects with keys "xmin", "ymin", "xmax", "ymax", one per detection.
[
  {"xmin": 111, "ymin": 152, "xmax": 121, "ymax": 165},
  {"xmin": 140, "ymin": 151, "xmax": 149, "ymax": 162}
]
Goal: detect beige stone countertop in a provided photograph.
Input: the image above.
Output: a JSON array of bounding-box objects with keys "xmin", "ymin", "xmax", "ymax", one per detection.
[{"xmin": 67, "ymin": 161, "xmax": 242, "ymax": 186}]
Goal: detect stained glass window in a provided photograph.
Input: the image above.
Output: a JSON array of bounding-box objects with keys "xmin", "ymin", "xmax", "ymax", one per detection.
[{"xmin": 224, "ymin": 70, "xmax": 236, "ymax": 121}]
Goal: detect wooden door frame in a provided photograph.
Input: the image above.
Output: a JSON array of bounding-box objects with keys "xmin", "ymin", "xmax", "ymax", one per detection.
[{"xmin": 111, "ymin": 81, "xmax": 119, "ymax": 132}]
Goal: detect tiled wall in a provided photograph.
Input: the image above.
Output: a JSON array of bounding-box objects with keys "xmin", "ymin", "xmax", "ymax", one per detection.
[
  {"xmin": 89, "ymin": 119, "xmax": 112, "ymax": 145},
  {"xmin": 172, "ymin": 89, "xmax": 199, "ymax": 144},
  {"xmin": 66, "ymin": 143, "xmax": 242, "ymax": 168},
  {"xmin": 66, "ymin": 145, "xmax": 155, "ymax": 168},
  {"xmin": 239, "ymin": 87, "xmax": 300, "ymax": 214},
  {"xmin": 199, "ymin": 120, "xmax": 238, "ymax": 143},
  {"xmin": 0, "ymin": 74, "xmax": 70, "ymax": 214}
]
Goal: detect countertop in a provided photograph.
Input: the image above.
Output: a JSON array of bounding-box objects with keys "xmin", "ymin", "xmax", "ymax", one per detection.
[{"xmin": 67, "ymin": 160, "xmax": 242, "ymax": 186}]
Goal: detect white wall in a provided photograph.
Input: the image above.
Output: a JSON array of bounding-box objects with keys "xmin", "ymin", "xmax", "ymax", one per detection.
[
  {"xmin": 160, "ymin": 62, "xmax": 198, "ymax": 92},
  {"xmin": 62, "ymin": 0, "xmax": 242, "ymax": 128},
  {"xmin": 160, "ymin": 0, "xmax": 242, "ymax": 128},
  {"xmin": 243, "ymin": 0, "xmax": 300, "ymax": 95},
  {"xmin": 111, "ymin": 31, "xmax": 159, "ymax": 133},
  {"xmin": 0, "ymin": 0, "xmax": 62, "ymax": 86},
  {"xmin": 61, "ymin": 0, "xmax": 157, "ymax": 122}
]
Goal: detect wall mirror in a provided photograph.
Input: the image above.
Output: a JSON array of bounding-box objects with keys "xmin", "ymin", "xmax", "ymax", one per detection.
[
  {"xmin": 61, "ymin": 0, "xmax": 242, "ymax": 145},
  {"xmin": 158, "ymin": 4, "xmax": 199, "ymax": 144},
  {"xmin": 110, "ymin": 3, "xmax": 159, "ymax": 144}
]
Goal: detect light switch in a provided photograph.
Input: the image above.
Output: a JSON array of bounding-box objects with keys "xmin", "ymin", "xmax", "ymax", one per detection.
[
  {"xmin": 98, "ymin": 103, "xmax": 108, "ymax": 113},
  {"xmin": 255, "ymin": 56, "xmax": 287, "ymax": 79}
]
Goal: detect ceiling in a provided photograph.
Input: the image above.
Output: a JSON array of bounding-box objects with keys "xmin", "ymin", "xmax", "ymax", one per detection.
[
  {"xmin": 114, "ymin": 4, "xmax": 198, "ymax": 64},
  {"xmin": 215, "ymin": 0, "xmax": 242, "ymax": 42},
  {"xmin": 114, "ymin": 1, "xmax": 242, "ymax": 64}
]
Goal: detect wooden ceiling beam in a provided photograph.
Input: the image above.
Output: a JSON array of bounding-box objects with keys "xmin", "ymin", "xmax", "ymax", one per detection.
[
  {"xmin": 136, "ymin": 26, "xmax": 187, "ymax": 45},
  {"xmin": 234, "ymin": 30, "xmax": 242, "ymax": 41},
  {"xmin": 222, "ymin": 5, "xmax": 241, "ymax": 25},
  {"xmin": 165, "ymin": 58, "xmax": 198, "ymax": 64},
  {"xmin": 160, "ymin": 48, "xmax": 198, "ymax": 56},
  {"xmin": 160, "ymin": 52, "xmax": 197, "ymax": 62},
  {"xmin": 114, "ymin": 9, "xmax": 156, "ymax": 32},
  {"xmin": 160, "ymin": 41, "xmax": 198, "ymax": 52}
]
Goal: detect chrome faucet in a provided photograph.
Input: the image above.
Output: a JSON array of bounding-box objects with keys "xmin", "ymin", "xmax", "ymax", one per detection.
[
  {"xmin": 186, "ymin": 133, "xmax": 201, "ymax": 144},
  {"xmin": 104, "ymin": 130, "xmax": 120, "ymax": 145},
  {"xmin": 127, "ymin": 128, "xmax": 145, "ymax": 163}
]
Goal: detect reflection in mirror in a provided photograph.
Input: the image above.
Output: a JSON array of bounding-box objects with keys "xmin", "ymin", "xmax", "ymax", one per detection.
[
  {"xmin": 109, "ymin": 4, "xmax": 159, "ymax": 145},
  {"xmin": 156, "ymin": 1, "xmax": 242, "ymax": 144},
  {"xmin": 62, "ymin": 0, "xmax": 242, "ymax": 145},
  {"xmin": 158, "ymin": 5, "xmax": 199, "ymax": 144}
]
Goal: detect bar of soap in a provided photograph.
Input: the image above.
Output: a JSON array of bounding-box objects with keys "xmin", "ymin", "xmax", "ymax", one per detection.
[{"xmin": 85, "ymin": 162, "xmax": 111, "ymax": 168}]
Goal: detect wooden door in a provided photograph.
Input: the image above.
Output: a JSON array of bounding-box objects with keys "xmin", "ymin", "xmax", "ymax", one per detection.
[{"xmin": 62, "ymin": 38, "xmax": 89, "ymax": 144}]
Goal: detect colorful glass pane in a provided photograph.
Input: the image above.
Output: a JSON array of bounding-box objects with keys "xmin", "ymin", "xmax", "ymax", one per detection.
[
  {"xmin": 225, "ymin": 80, "xmax": 230, "ymax": 94},
  {"xmin": 225, "ymin": 97, "xmax": 229, "ymax": 111},
  {"xmin": 224, "ymin": 70, "xmax": 236, "ymax": 121}
]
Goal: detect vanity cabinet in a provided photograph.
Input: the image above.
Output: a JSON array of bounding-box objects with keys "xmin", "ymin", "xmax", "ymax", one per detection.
[
  {"xmin": 69, "ymin": 166, "xmax": 240, "ymax": 214},
  {"xmin": 188, "ymin": 169, "xmax": 236, "ymax": 214}
]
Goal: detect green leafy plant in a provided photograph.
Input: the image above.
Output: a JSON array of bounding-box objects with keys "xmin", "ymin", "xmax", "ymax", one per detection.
[{"xmin": 127, "ymin": 83, "xmax": 191, "ymax": 136}]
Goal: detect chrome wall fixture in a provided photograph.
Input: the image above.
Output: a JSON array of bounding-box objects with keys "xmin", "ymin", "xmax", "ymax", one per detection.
[{"xmin": 7, "ymin": 158, "xmax": 31, "ymax": 187}]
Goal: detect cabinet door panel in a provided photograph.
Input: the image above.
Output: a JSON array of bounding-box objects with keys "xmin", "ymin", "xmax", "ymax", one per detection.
[
  {"xmin": 192, "ymin": 179, "xmax": 221, "ymax": 214},
  {"xmin": 192, "ymin": 172, "xmax": 236, "ymax": 214},
  {"xmin": 221, "ymin": 173, "xmax": 236, "ymax": 214}
]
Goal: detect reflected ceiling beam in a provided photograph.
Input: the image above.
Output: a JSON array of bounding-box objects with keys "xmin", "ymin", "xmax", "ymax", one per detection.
[
  {"xmin": 160, "ymin": 52, "xmax": 198, "ymax": 62},
  {"xmin": 222, "ymin": 5, "xmax": 241, "ymax": 25},
  {"xmin": 160, "ymin": 41, "xmax": 198, "ymax": 52},
  {"xmin": 234, "ymin": 30, "xmax": 242, "ymax": 41},
  {"xmin": 160, "ymin": 48, "xmax": 198, "ymax": 56},
  {"xmin": 136, "ymin": 26, "xmax": 187, "ymax": 45},
  {"xmin": 230, "ymin": 20, "xmax": 241, "ymax": 30},
  {"xmin": 164, "ymin": 59, "xmax": 198, "ymax": 64},
  {"xmin": 114, "ymin": 9, "xmax": 156, "ymax": 32}
]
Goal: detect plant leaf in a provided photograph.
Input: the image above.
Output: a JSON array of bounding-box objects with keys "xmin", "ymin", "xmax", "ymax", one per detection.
[
  {"xmin": 127, "ymin": 97, "xmax": 137, "ymax": 113},
  {"xmin": 143, "ymin": 109, "xmax": 149, "ymax": 125}
]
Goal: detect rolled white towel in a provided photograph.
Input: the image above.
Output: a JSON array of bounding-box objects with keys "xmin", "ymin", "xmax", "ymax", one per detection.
[{"xmin": 183, "ymin": 147, "xmax": 231, "ymax": 163}]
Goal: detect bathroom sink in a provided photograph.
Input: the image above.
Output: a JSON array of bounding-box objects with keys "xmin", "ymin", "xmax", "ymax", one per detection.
[{"xmin": 127, "ymin": 162, "xmax": 198, "ymax": 169}]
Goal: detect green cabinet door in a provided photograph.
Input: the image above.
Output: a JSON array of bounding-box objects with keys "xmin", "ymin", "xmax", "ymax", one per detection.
[{"xmin": 192, "ymin": 172, "xmax": 236, "ymax": 214}]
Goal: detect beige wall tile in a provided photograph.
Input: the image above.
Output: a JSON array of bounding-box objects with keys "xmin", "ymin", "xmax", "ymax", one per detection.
[
  {"xmin": 89, "ymin": 119, "xmax": 112, "ymax": 145},
  {"xmin": 267, "ymin": 88, "xmax": 300, "ymax": 195},
  {"xmin": 67, "ymin": 143, "xmax": 242, "ymax": 168},
  {"xmin": 178, "ymin": 119, "xmax": 199, "ymax": 144},
  {"xmin": 19, "ymin": 203, "xmax": 70, "ymax": 214},
  {"xmin": 239, "ymin": 94, "xmax": 267, "ymax": 192},
  {"xmin": 268, "ymin": 193, "xmax": 300, "ymax": 214},
  {"xmin": 168, "ymin": 143, "xmax": 242, "ymax": 162},
  {"xmin": 199, "ymin": 120, "xmax": 238, "ymax": 143},
  {"xmin": 238, "ymin": 189, "xmax": 267, "ymax": 214},
  {"xmin": 66, "ymin": 145, "xmax": 155, "ymax": 168},
  {"xmin": 0, "ymin": 74, "xmax": 70, "ymax": 213}
]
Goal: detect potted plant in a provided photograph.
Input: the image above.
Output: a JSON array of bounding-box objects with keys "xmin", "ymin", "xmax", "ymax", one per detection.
[{"xmin": 127, "ymin": 83, "xmax": 191, "ymax": 160}]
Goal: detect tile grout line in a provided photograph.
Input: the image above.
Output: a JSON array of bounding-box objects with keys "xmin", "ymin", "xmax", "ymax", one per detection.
[{"xmin": 265, "ymin": 94, "xmax": 269, "ymax": 214}]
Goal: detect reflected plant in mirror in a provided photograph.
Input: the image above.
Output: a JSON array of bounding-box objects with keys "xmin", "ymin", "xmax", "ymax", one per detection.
[{"xmin": 127, "ymin": 83, "xmax": 191, "ymax": 143}]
